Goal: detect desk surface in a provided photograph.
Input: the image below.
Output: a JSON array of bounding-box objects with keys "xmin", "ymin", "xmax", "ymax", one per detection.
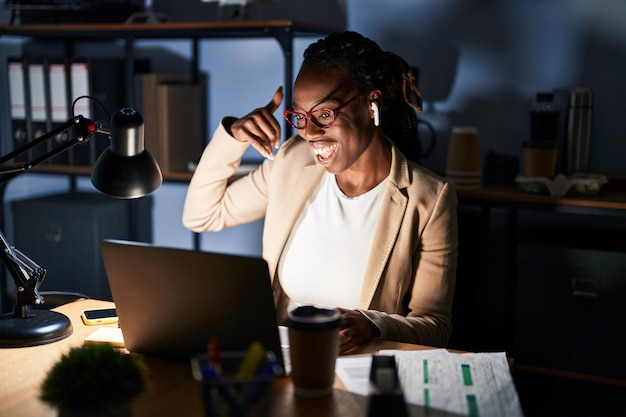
[
  {"xmin": 0, "ymin": 299, "xmax": 436, "ymax": 417},
  {"xmin": 457, "ymin": 184, "xmax": 626, "ymax": 212}
]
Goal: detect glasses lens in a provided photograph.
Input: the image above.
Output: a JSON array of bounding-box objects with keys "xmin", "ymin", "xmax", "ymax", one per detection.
[
  {"xmin": 310, "ymin": 109, "xmax": 335, "ymax": 128},
  {"xmin": 285, "ymin": 112, "xmax": 305, "ymax": 129}
]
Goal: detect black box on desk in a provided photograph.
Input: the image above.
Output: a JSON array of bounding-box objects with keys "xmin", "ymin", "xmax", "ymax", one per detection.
[{"xmin": 11, "ymin": 192, "xmax": 153, "ymax": 301}]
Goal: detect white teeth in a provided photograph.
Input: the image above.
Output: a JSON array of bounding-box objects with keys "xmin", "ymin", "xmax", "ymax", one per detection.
[{"xmin": 313, "ymin": 143, "xmax": 338, "ymax": 156}]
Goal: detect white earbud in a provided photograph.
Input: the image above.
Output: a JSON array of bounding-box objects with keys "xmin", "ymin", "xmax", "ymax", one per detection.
[{"xmin": 371, "ymin": 102, "xmax": 380, "ymax": 127}]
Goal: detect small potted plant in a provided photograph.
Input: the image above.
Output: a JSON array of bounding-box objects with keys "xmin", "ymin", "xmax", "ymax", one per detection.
[{"xmin": 40, "ymin": 344, "xmax": 148, "ymax": 417}]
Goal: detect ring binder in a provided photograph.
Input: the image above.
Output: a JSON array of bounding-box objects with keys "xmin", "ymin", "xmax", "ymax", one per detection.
[
  {"xmin": 48, "ymin": 60, "xmax": 71, "ymax": 165},
  {"xmin": 27, "ymin": 59, "xmax": 48, "ymax": 161},
  {"xmin": 8, "ymin": 59, "xmax": 28, "ymax": 161}
]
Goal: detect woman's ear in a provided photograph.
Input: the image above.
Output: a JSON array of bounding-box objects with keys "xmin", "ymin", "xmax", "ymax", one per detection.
[
  {"xmin": 367, "ymin": 89, "xmax": 383, "ymax": 127},
  {"xmin": 370, "ymin": 101, "xmax": 380, "ymax": 127}
]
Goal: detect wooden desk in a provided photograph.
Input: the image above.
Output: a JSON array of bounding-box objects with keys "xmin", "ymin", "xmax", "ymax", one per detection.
[
  {"xmin": 457, "ymin": 183, "xmax": 626, "ymax": 215},
  {"xmin": 0, "ymin": 299, "xmax": 436, "ymax": 417}
]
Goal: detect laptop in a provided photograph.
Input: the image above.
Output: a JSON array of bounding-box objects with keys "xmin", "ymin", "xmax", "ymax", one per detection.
[{"xmin": 100, "ymin": 239, "xmax": 284, "ymax": 369}]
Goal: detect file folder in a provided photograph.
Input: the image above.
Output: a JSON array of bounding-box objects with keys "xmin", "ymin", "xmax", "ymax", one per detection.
[
  {"xmin": 69, "ymin": 59, "xmax": 143, "ymax": 166},
  {"xmin": 7, "ymin": 59, "xmax": 28, "ymax": 161},
  {"xmin": 27, "ymin": 60, "xmax": 49, "ymax": 161},
  {"xmin": 47, "ymin": 60, "xmax": 71, "ymax": 165},
  {"xmin": 7, "ymin": 57, "xmax": 150, "ymax": 167},
  {"xmin": 140, "ymin": 73, "xmax": 188, "ymax": 171},
  {"xmin": 139, "ymin": 73, "xmax": 203, "ymax": 172},
  {"xmin": 156, "ymin": 82, "xmax": 203, "ymax": 172}
]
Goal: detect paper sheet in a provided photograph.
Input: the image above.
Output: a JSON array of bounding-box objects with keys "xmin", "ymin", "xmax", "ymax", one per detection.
[
  {"xmin": 336, "ymin": 349, "xmax": 524, "ymax": 417},
  {"xmin": 83, "ymin": 327, "xmax": 125, "ymax": 348}
]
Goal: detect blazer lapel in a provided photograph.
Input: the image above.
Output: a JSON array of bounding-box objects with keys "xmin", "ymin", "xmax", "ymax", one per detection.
[{"xmin": 359, "ymin": 147, "xmax": 410, "ymax": 308}]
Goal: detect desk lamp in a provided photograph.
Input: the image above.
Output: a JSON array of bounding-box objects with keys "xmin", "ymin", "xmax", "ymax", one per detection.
[{"xmin": 0, "ymin": 96, "xmax": 162, "ymax": 347}]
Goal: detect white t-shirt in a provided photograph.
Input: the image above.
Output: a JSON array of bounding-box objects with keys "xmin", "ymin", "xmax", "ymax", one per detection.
[{"xmin": 277, "ymin": 172, "xmax": 387, "ymax": 310}]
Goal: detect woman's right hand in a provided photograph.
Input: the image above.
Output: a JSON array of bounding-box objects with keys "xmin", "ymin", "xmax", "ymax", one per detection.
[{"xmin": 230, "ymin": 86, "xmax": 284, "ymax": 160}]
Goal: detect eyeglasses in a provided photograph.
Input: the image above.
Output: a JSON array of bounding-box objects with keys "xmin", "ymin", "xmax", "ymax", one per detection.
[{"xmin": 283, "ymin": 91, "xmax": 365, "ymax": 130}]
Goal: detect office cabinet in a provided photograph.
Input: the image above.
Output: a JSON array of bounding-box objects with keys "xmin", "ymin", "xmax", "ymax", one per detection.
[
  {"xmin": 455, "ymin": 184, "xmax": 626, "ymax": 380},
  {"xmin": 11, "ymin": 192, "xmax": 152, "ymax": 300},
  {"xmin": 515, "ymin": 243, "xmax": 626, "ymax": 380}
]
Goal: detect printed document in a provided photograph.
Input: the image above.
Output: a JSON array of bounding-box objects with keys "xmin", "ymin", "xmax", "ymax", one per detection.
[{"xmin": 336, "ymin": 349, "xmax": 524, "ymax": 417}]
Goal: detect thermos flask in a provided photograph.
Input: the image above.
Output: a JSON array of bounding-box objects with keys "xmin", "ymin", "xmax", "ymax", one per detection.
[{"xmin": 566, "ymin": 87, "xmax": 592, "ymax": 175}]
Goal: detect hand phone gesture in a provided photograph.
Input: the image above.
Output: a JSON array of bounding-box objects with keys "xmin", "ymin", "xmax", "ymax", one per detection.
[{"xmin": 231, "ymin": 86, "xmax": 283, "ymax": 159}]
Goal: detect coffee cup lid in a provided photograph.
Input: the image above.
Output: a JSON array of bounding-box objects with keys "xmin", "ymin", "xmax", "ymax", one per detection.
[{"xmin": 286, "ymin": 306, "xmax": 342, "ymax": 331}]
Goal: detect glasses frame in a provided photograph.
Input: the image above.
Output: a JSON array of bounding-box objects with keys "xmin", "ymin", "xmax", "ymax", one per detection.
[{"xmin": 283, "ymin": 91, "xmax": 367, "ymax": 130}]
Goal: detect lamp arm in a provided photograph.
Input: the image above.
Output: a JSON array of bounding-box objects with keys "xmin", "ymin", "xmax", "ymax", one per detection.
[
  {"xmin": 0, "ymin": 115, "xmax": 109, "ymax": 186},
  {"xmin": 0, "ymin": 114, "xmax": 109, "ymax": 314},
  {"xmin": 0, "ymin": 229, "xmax": 46, "ymax": 317},
  {"xmin": 0, "ymin": 103, "xmax": 161, "ymax": 347}
]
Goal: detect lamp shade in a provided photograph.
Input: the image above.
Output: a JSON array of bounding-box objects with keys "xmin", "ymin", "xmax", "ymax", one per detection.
[{"xmin": 91, "ymin": 108, "xmax": 162, "ymax": 199}]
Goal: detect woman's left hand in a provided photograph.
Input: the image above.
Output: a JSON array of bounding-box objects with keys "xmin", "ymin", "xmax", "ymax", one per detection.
[{"xmin": 335, "ymin": 308, "xmax": 376, "ymax": 354}]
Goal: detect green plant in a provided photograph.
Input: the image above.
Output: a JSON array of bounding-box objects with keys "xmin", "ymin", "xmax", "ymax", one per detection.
[{"xmin": 40, "ymin": 344, "xmax": 148, "ymax": 416}]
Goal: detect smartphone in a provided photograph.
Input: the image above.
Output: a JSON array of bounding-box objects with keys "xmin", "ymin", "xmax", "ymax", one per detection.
[{"xmin": 81, "ymin": 307, "xmax": 118, "ymax": 326}]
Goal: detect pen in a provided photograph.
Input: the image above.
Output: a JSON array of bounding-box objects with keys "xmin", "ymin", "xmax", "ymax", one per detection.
[
  {"xmin": 197, "ymin": 339, "xmax": 276, "ymax": 416},
  {"xmin": 236, "ymin": 341, "xmax": 266, "ymax": 380},
  {"xmin": 203, "ymin": 337, "xmax": 239, "ymax": 417},
  {"xmin": 240, "ymin": 351, "xmax": 280, "ymax": 408},
  {"xmin": 208, "ymin": 336, "xmax": 221, "ymax": 374},
  {"xmin": 202, "ymin": 365, "xmax": 241, "ymax": 417}
]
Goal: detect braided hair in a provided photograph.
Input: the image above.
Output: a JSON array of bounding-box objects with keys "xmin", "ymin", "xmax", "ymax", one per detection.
[{"xmin": 302, "ymin": 31, "xmax": 423, "ymax": 161}]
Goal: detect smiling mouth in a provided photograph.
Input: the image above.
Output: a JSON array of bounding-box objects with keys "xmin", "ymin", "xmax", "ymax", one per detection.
[{"xmin": 312, "ymin": 143, "xmax": 338, "ymax": 164}]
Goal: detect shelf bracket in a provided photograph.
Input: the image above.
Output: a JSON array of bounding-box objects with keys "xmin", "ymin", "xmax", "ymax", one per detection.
[{"xmin": 266, "ymin": 26, "xmax": 294, "ymax": 140}]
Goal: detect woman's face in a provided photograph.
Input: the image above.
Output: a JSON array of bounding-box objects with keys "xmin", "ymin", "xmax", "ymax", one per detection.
[{"xmin": 291, "ymin": 65, "xmax": 378, "ymax": 174}]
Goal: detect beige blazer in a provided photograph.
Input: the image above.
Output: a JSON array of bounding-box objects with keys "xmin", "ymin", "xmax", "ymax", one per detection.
[{"xmin": 183, "ymin": 119, "xmax": 458, "ymax": 347}]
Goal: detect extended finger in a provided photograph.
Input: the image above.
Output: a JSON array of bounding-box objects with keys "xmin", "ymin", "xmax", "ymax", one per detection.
[
  {"xmin": 241, "ymin": 126, "xmax": 276, "ymax": 160},
  {"xmin": 233, "ymin": 112, "xmax": 280, "ymax": 159},
  {"xmin": 339, "ymin": 329, "xmax": 356, "ymax": 354}
]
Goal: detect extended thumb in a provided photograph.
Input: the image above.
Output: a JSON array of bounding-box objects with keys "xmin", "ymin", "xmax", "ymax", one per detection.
[{"xmin": 266, "ymin": 86, "xmax": 284, "ymax": 112}]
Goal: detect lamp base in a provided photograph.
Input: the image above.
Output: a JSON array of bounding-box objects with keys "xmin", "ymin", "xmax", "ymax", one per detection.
[{"xmin": 0, "ymin": 310, "xmax": 73, "ymax": 347}]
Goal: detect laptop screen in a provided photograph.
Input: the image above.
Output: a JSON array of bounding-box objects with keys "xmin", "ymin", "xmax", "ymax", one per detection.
[{"xmin": 100, "ymin": 239, "xmax": 284, "ymax": 370}]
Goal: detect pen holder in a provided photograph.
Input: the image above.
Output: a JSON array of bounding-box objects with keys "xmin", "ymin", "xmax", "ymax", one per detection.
[{"xmin": 191, "ymin": 351, "xmax": 281, "ymax": 417}]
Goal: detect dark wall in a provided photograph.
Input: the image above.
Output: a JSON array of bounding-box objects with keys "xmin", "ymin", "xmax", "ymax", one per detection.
[{"xmin": 348, "ymin": 0, "xmax": 626, "ymax": 178}]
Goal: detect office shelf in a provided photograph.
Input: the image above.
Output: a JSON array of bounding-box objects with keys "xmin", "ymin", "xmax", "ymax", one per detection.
[
  {"xmin": 0, "ymin": 19, "xmax": 335, "ymax": 130},
  {"xmin": 0, "ymin": 20, "xmax": 336, "ymax": 38},
  {"xmin": 0, "ymin": 19, "xmax": 337, "ymax": 181}
]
